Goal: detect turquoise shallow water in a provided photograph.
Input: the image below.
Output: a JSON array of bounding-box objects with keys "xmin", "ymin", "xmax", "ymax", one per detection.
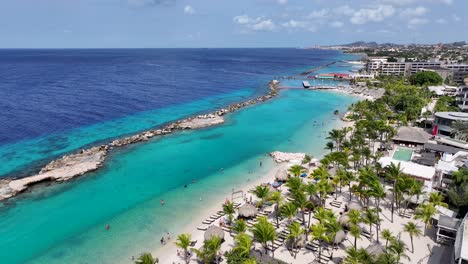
[{"xmin": 0, "ymin": 89, "xmax": 357, "ymax": 264}]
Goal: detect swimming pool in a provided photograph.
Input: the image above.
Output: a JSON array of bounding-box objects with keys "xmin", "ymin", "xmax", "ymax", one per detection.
[{"xmin": 392, "ymin": 147, "xmax": 413, "ymax": 161}]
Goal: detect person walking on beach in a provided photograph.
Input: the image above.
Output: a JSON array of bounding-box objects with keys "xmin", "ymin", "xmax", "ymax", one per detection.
[
  {"xmin": 166, "ymin": 232, "xmax": 171, "ymax": 241},
  {"xmin": 160, "ymin": 237, "xmax": 165, "ymax": 245}
]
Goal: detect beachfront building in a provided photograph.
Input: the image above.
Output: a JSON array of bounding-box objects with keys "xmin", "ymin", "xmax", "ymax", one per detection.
[
  {"xmin": 392, "ymin": 126, "xmax": 431, "ymax": 147},
  {"xmin": 428, "ymin": 85, "xmax": 458, "ymax": 97},
  {"xmin": 457, "ymin": 85, "xmax": 468, "ymax": 111},
  {"xmin": 453, "ymin": 214, "xmax": 468, "ymax": 264},
  {"xmin": 434, "ymin": 112, "xmax": 468, "ymax": 136},
  {"xmin": 365, "ymin": 58, "xmax": 468, "ymax": 84},
  {"xmin": 445, "ymin": 64, "xmax": 468, "ymax": 85},
  {"xmin": 366, "ymin": 58, "xmax": 442, "ymax": 76},
  {"xmin": 434, "ymin": 112, "xmax": 468, "ymax": 149},
  {"xmin": 378, "ymin": 157, "xmax": 436, "ymax": 192}
]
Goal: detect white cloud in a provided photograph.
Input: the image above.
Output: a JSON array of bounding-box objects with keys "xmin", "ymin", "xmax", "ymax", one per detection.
[
  {"xmin": 408, "ymin": 17, "xmax": 429, "ymax": 28},
  {"xmin": 281, "ymin": 20, "xmax": 308, "ymax": 28},
  {"xmin": 330, "ymin": 21, "xmax": 344, "ymax": 28},
  {"xmin": 277, "ymin": 0, "xmax": 288, "ymax": 5},
  {"xmin": 252, "ymin": 19, "xmax": 276, "ymax": 31},
  {"xmin": 307, "ymin": 9, "xmax": 329, "ymax": 19},
  {"xmin": 436, "ymin": 18, "xmax": 447, "ymax": 24},
  {"xmin": 333, "ymin": 5, "xmax": 355, "ymax": 16},
  {"xmin": 233, "ymin": 15, "xmax": 276, "ymax": 31},
  {"xmin": 400, "ymin": 6, "xmax": 427, "ymax": 17},
  {"xmin": 381, "ymin": 0, "xmax": 452, "ymax": 5},
  {"xmin": 350, "ymin": 5, "xmax": 395, "ymax": 24},
  {"xmin": 453, "ymin": 15, "xmax": 461, "ymax": 22},
  {"xmin": 233, "ymin": 15, "xmax": 253, "ymax": 25},
  {"xmin": 183, "ymin": 5, "xmax": 195, "ymax": 14}
]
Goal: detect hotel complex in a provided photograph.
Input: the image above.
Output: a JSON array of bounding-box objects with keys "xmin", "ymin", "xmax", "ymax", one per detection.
[{"xmin": 366, "ymin": 58, "xmax": 468, "ymax": 84}]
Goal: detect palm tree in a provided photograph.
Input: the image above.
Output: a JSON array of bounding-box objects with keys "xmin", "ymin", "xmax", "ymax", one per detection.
[
  {"xmin": 327, "ymin": 129, "xmax": 344, "ymax": 150},
  {"xmin": 279, "ymin": 202, "xmax": 297, "ymax": 225},
  {"xmin": 135, "ymin": 253, "xmax": 159, "ymax": 264},
  {"xmin": 232, "ymin": 233, "xmax": 252, "ymax": 258},
  {"xmin": 348, "ymin": 209, "xmax": 361, "ymax": 226},
  {"xmin": 326, "ymin": 141, "xmax": 335, "ymax": 152},
  {"xmin": 381, "ymin": 229, "xmax": 393, "ymax": 247},
  {"xmin": 289, "ymin": 165, "xmax": 305, "ymax": 177},
  {"xmin": 285, "ymin": 177, "xmax": 304, "ymax": 193},
  {"xmin": 175, "ymin": 233, "xmax": 191, "ymax": 264},
  {"xmin": 376, "ymin": 252, "xmax": 398, "ymax": 264},
  {"xmin": 287, "ymin": 222, "xmax": 305, "ymax": 259},
  {"xmin": 310, "ymin": 223, "xmax": 330, "ymax": 260},
  {"xmin": 232, "ymin": 219, "xmax": 247, "ymax": 234},
  {"xmin": 385, "ymin": 162, "xmax": 403, "ymax": 223},
  {"xmin": 243, "ymin": 259, "xmax": 257, "ymax": 264},
  {"xmin": 414, "ymin": 203, "xmax": 437, "ymax": 233},
  {"xmin": 302, "ymin": 154, "xmax": 312, "ymax": 165},
  {"xmin": 311, "ymin": 166, "xmax": 330, "ymax": 182},
  {"xmin": 191, "ymin": 237, "xmax": 222, "ymax": 264},
  {"xmin": 317, "ymin": 179, "xmax": 334, "ymax": 207},
  {"xmin": 292, "ymin": 191, "xmax": 312, "ymax": 226},
  {"xmin": 343, "ymin": 247, "xmax": 373, "ymax": 264},
  {"xmin": 349, "ymin": 224, "xmax": 361, "ymax": 249},
  {"xmin": 268, "ymin": 191, "xmax": 283, "ymax": 228},
  {"xmin": 223, "ymin": 201, "xmax": 235, "ymax": 225},
  {"xmin": 388, "ymin": 238, "xmax": 410, "ymax": 263},
  {"xmin": 326, "ymin": 217, "xmax": 343, "ymax": 246},
  {"xmin": 251, "ymin": 216, "xmax": 276, "ymax": 256},
  {"xmin": 403, "ymin": 221, "xmax": 422, "ymax": 253},
  {"xmin": 362, "ymin": 208, "xmax": 380, "ymax": 242},
  {"xmin": 251, "ymin": 185, "xmax": 270, "ymax": 208},
  {"xmin": 429, "ymin": 192, "xmax": 448, "ymax": 208}
]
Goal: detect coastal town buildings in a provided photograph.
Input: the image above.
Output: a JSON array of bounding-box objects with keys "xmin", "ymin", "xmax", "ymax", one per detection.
[{"xmin": 365, "ymin": 58, "xmax": 468, "ymax": 85}]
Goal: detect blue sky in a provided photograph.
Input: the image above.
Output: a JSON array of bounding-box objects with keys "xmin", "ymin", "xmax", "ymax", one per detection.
[{"xmin": 0, "ymin": 0, "xmax": 466, "ymax": 48}]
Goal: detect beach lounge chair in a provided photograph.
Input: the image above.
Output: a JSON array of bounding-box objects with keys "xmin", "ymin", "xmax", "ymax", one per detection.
[
  {"xmin": 197, "ymin": 226, "xmax": 208, "ymax": 231},
  {"xmin": 202, "ymin": 219, "xmax": 214, "ymax": 224},
  {"xmin": 190, "ymin": 240, "xmax": 197, "ymax": 247}
]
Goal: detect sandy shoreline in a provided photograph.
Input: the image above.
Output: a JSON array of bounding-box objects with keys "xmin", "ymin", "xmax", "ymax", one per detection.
[{"xmin": 151, "ymin": 162, "xmax": 287, "ymax": 263}]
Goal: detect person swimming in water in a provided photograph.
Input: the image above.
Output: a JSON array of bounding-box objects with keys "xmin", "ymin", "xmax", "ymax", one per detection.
[
  {"xmin": 160, "ymin": 199, "xmax": 165, "ymax": 206},
  {"xmin": 106, "ymin": 224, "xmax": 110, "ymax": 230}
]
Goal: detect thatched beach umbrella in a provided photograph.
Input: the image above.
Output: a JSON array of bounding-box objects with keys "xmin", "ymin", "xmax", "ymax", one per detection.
[
  {"xmin": 204, "ymin": 226, "xmax": 225, "ymax": 241},
  {"xmin": 339, "ymin": 214, "xmax": 350, "ymax": 226},
  {"xmin": 275, "ymin": 167, "xmax": 289, "ymax": 181},
  {"xmin": 238, "ymin": 203, "xmax": 257, "ymax": 219},
  {"xmin": 366, "ymin": 242, "xmax": 386, "ymax": 256},
  {"xmin": 347, "ymin": 201, "xmax": 363, "ymax": 211},
  {"xmin": 310, "ymin": 195, "xmax": 321, "ymax": 207},
  {"xmin": 286, "ymin": 234, "xmax": 306, "ymax": 249},
  {"xmin": 333, "ymin": 230, "xmax": 346, "ymax": 244}
]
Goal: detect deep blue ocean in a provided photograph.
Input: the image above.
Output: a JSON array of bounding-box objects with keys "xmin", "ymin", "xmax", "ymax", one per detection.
[{"xmin": 0, "ymin": 48, "xmax": 352, "ymax": 177}]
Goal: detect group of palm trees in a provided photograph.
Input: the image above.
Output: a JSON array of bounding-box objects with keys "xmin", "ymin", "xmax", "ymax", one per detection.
[{"xmin": 135, "ymin": 79, "xmax": 455, "ymax": 264}]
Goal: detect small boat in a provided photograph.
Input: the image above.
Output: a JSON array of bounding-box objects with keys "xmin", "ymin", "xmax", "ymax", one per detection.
[{"xmin": 302, "ymin": 81, "xmax": 311, "ymax": 88}]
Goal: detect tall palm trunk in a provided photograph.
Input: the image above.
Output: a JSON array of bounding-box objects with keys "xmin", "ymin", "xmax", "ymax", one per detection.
[
  {"xmin": 391, "ymin": 182, "xmax": 395, "ymax": 223},
  {"xmin": 410, "ymin": 235, "xmax": 414, "ymax": 253},
  {"xmin": 354, "ymin": 237, "xmax": 357, "ymax": 249}
]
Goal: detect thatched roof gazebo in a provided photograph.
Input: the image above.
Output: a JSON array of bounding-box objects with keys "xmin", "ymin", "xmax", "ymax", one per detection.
[
  {"xmin": 339, "ymin": 213, "xmax": 350, "ymax": 227},
  {"xmin": 333, "ymin": 230, "xmax": 346, "ymax": 244},
  {"xmin": 286, "ymin": 234, "xmax": 306, "ymax": 250},
  {"xmin": 238, "ymin": 203, "xmax": 258, "ymax": 219},
  {"xmin": 204, "ymin": 226, "xmax": 225, "ymax": 241},
  {"xmin": 346, "ymin": 201, "xmax": 363, "ymax": 211},
  {"xmin": 275, "ymin": 167, "xmax": 289, "ymax": 181},
  {"xmin": 366, "ymin": 242, "xmax": 386, "ymax": 256}
]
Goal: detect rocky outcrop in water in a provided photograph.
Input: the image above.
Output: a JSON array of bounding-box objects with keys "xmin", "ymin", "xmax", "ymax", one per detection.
[{"xmin": 0, "ymin": 89, "xmax": 278, "ymax": 201}]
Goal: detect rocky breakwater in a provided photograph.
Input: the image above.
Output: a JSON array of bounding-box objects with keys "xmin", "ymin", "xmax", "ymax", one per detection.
[
  {"xmin": 0, "ymin": 88, "xmax": 279, "ymax": 201},
  {"xmin": 269, "ymin": 151, "xmax": 306, "ymax": 164},
  {"xmin": 0, "ymin": 146, "xmax": 107, "ymax": 200}
]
